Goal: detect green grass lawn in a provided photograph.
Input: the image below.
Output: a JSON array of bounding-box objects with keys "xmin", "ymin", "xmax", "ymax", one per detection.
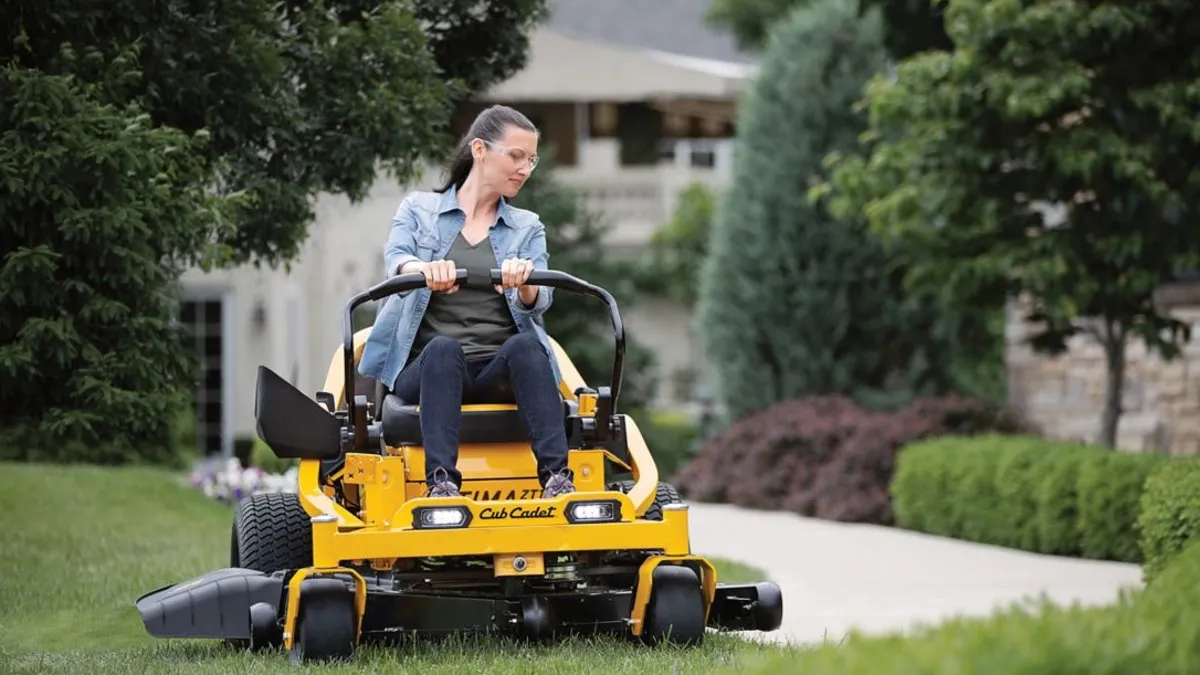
[{"xmin": 0, "ymin": 462, "xmax": 795, "ymax": 674}]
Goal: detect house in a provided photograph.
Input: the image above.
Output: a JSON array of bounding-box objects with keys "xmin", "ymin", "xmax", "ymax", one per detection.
[
  {"xmin": 177, "ymin": 0, "xmax": 757, "ymax": 458},
  {"xmin": 1005, "ymin": 275, "xmax": 1200, "ymax": 455}
]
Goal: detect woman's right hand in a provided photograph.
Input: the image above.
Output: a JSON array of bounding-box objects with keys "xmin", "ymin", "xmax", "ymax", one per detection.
[{"xmin": 421, "ymin": 260, "xmax": 459, "ymax": 294}]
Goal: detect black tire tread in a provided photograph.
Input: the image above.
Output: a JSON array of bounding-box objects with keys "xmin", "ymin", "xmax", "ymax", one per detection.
[
  {"xmin": 289, "ymin": 592, "xmax": 357, "ymax": 664},
  {"xmin": 233, "ymin": 492, "xmax": 313, "ymax": 573},
  {"xmin": 643, "ymin": 565, "xmax": 706, "ymax": 646},
  {"xmin": 608, "ymin": 480, "xmax": 683, "ymax": 521}
]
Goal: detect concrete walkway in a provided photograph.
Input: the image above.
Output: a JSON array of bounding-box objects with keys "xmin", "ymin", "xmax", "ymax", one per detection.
[{"xmin": 687, "ymin": 502, "xmax": 1146, "ymax": 646}]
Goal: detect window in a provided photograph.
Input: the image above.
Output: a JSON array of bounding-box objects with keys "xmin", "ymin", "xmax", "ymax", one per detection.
[{"xmin": 180, "ymin": 299, "xmax": 225, "ymax": 456}]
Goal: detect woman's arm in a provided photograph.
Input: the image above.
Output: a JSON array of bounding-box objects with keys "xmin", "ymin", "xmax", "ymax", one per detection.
[
  {"xmin": 514, "ymin": 221, "xmax": 553, "ymax": 316},
  {"xmin": 383, "ymin": 196, "xmax": 421, "ymax": 277}
]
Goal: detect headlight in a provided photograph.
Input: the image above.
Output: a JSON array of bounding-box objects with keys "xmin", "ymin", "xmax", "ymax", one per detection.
[
  {"xmin": 566, "ymin": 499, "xmax": 621, "ymax": 524},
  {"xmin": 412, "ymin": 505, "xmax": 472, "ymax": 529}
]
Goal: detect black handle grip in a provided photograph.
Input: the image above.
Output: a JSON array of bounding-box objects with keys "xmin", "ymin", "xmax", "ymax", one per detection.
[{"xmin": 366, "ymin": 268, "xmax": 469, "ymax": 301}]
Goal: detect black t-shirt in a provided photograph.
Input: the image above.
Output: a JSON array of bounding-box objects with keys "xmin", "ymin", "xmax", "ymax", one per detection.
[{"xmin": 409, "ymin": 232, "xmax": 517, "ymax": 363}]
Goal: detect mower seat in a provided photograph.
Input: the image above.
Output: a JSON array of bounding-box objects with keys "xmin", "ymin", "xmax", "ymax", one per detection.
[{"xmin": 381, "ymin": 394, "xmax": 540, "ymax": 446}]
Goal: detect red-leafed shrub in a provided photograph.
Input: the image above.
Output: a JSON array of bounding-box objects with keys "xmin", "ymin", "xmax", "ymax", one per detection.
[{"xmin": 669, "ymin": 394, "xmax": 1025, "ymax": 524}]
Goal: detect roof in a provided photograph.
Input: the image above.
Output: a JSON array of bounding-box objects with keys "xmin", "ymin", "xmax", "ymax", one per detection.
[
  {"xmin": 546, "ymin": 0, "xmax": 757, "ymax": 66},
  {"xmin": 480, "ymin": 29, "xmax": 749, "ymax": 101}
]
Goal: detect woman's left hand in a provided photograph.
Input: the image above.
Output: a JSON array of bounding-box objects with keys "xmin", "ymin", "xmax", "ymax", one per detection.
[
  {"xmin": 496, "ymin": 258, "xmax": 534, "ymax": 290},
  {"xmin": 496, "ymin": 258, "xmax": 538, "ymax": 306}
]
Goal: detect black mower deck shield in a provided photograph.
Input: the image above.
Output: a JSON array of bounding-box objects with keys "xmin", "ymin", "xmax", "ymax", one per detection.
[{"xmin": 135, "ymin": 568, "xmax": 784, "ymax": 641}]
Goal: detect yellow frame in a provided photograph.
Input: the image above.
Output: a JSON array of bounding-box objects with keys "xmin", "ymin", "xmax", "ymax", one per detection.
[{"xmin": 278, "ymin": 329, "xmax": 709, "ymax": 647}]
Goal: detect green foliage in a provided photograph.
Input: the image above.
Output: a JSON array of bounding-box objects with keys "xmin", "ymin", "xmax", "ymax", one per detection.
[
  {"xmin": 1138, "ymin": 457, "xmax": 1200, "ymax": 582},
  {"xmin": 6, "ymin": 0, "xmax": 549, "ymax": 268},
  {"xmin": 696, "ymin": 0, "xmax": 1000, "ymax": 424},
  {"xmin": 0, "ymin": 47, "xmax": 236, "ymax": 465},
  {"xmin": 674, "ymin": 394, "xmax": 1023, "ymax": 524},
  {"xmin": 508, "ymin": 147, "xmax": 659, "ymax": 412},
  {"xmin": 706, "ymin": 0, "xmax": 952, "ymax": 58},
  {"xmin": 1033, "ymin": 445, "xmax": 1095, "ymax": 555},
  {"xmin": 891, "ymin": 435, "xmax": 1169, "ymax": 562},
  {"xmin": 733, "ymin": 536, "xmax": 1200, "ymax": 675},
  {"xmin": 641, "ymin": 182, "xmax": 717, "ymax": 309},
  {"xmin": 3, "ymin": 1, "xmax": 548, "ymax": 463},
  {"xmin": 822, "ymin": 0, "xmax": 1200, "ymax": 447},
  {"xmin": 1076, "ymin": 451, "xmax": 1165, "ymax": 562}
]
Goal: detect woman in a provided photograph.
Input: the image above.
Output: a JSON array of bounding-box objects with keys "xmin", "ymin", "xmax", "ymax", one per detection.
[{"xmin": 358, "ymin": 104, "xmax": 575, "ymax": 500}]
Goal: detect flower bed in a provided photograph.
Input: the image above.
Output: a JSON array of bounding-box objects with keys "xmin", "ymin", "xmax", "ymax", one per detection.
[{"xmin": 189, "ymin": 456, "xmax": 298, "ymax": 503}]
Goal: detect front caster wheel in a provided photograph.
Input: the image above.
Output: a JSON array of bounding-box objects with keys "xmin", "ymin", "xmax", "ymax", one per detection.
[
  {"xmin": 640, "ymin": 565, "xmax": 706, "ymax": 647},
  {"xmin": 248, "ymin": 602, "xmax": 282, "ymax": 651},
  {"xmin": 287, "ymin": 580, "xmax": 358, "ymax": 665}
]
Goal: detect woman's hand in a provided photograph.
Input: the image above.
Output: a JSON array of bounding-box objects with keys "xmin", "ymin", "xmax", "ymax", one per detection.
[
  {"xmin": 421, "ymin": 260, "xmax": 459, "ymax": 294},
  {"xmin": 496, "ymin": 258, "xmax": 537, "ymax": 306}
]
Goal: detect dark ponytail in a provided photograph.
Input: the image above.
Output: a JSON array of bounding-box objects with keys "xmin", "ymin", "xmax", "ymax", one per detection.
[{"xmin": 435, "ymin": 104, "xmax": 538, "ymax": 193}]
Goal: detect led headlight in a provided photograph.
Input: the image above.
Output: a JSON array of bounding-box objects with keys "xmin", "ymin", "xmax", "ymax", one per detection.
[
  {"xmin": 565, "ymin": 499, "xmax": 621, "ymax": 524},
  {"xmin": 412, "ymin": 505, "xmax": 472, "ymax": 529}
]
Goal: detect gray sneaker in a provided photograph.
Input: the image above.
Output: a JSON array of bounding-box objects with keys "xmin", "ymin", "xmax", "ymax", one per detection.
[
  {"xmin": 427, "ymin": 467, "xmax": 461, "ymax": 498},
  {"xmin": 542, "ymin": 471, "xmax": 576, "ymax": 499}
]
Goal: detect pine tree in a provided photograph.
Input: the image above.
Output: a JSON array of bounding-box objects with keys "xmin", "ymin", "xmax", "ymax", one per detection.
[
  {"xmin": 2, "ymin": 2, "xmax": 549, "ymax": 464},
  {"xmin": 0, "ymin": 48, "xmax": 234, "ymax": 464},
  {"xmin": 695, "ymin": 0, "xmax": 990, "ymax": 423}
]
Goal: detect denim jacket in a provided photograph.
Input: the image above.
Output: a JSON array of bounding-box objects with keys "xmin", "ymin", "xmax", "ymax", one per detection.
[{"xmin": 358, "ymin": 185, "xmax": 562, "ymax": 390}]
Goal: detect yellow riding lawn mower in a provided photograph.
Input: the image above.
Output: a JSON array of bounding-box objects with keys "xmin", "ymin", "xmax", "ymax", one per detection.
[{"xmin": 135, "ymin": 268, "xmax": 783, "ymax": 664}]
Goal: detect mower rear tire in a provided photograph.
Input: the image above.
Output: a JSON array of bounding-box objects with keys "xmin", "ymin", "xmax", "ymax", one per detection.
[
  {"xmin": 608, "ymin": 480, "xmax": 683, "ymax": 521},
  {"xmin": 231, "ymin": 492, "xmax": 313, "ymax": 574},
  {"xmin": 640, "ymin": 565, "xmax": 706, "ymax": 647}
]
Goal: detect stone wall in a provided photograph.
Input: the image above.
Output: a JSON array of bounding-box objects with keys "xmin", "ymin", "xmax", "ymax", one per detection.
[{"xmin": 1005, "ymin": 283, "xmax": 1200, "ymax": 455}]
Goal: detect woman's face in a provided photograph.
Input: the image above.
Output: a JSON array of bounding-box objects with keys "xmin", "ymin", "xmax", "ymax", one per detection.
[{"xmin": 475, "ymin": 125, "xmax": 539, "ymax": 198}]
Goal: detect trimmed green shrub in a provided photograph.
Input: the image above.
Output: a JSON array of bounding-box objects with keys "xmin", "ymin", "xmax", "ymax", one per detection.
[
  {"xmin": 1138, "ymin": 456, "xmax": 1200, "ymax": 582},
  {"xmin": 1077, "ymin": 451, "xmax": 1167, "ymax": 562},
  {"xmin": 891, "ymin": 434, "xmax": 1168, "ymax": 562},
  {"xmin": 1033, "ymin": 444, "xmax": 1095, "ymax": 555},
  {"xmin": 731, "ymin": 536, "xmax": 1200, "ymax": 674}
]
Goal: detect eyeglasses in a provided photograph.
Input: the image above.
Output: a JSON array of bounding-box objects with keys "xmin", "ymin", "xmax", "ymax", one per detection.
[{"xmin": 480, "ymin": 139, "xmax": 539, "ymax": 171}]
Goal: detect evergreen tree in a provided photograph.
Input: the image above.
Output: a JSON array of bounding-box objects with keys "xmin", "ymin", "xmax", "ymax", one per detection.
[
  {"xmin": 0, "ymin": 49, "xmax": 234, "ymax": 464},
  {"xmin": 695, "ymin": 0, "xmax": 991, "ymax": 424},
  {"xmin": 6, "ymin": 0, "xmax": 550, "ymax": 267},
  {"xmin": 2, "ymin": 2, "xmax": 548, "ymax": 463},
  {"xmin": 509, "ymin": 148, "xmax": 660, "ymax": 413},
  {"xmin": 707, "ymin": 0, "xmax": 952, "ymax": 59}
]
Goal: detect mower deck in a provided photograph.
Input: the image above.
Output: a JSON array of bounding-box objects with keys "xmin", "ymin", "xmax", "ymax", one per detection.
[{"xmin": 135, "ymin": 565, "xmax": 783, "ymax": 644}]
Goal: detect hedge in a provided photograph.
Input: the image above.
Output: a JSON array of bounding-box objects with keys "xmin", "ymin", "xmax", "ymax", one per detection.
[
  {"xmin": 734, "ymin": 534, "xmax": 1200, "ymax": 674},
  {"xmin": 672, "ymin": 395, "xmax": 1024, "ymax": 524},
  {"xmin": 1137, "ymin": 456, "xmax": 1200, "ymax": 582},
  {"xmin": 890, "ymin": 434, "xmax": 1168, "ymax": 563}
]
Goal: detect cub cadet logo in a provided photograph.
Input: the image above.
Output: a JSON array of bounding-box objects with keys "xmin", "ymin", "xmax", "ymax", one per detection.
[
  {"xmin": 463, "ymin": 488, "xmax": 541, "ymax": 501},
  {"xmin": 479, "ymin": 505, "xmax": 558, "ymax": 521}
]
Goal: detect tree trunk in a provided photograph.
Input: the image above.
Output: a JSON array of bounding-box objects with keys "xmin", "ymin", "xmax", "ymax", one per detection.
[{"xmin": 1098, "ymin": 319, "xmax": 1127, "ymax": 449}]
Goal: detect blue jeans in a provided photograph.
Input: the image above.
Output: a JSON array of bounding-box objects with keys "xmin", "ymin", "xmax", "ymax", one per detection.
[{"xmin": 391, "ymin": 333, "xmax": 571, "ymax": 489}]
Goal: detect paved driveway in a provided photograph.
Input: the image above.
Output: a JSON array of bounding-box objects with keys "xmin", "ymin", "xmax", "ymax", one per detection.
[{"xmin": 687, "ymin": 502, "xmax": 1146, "ymax": 645}]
